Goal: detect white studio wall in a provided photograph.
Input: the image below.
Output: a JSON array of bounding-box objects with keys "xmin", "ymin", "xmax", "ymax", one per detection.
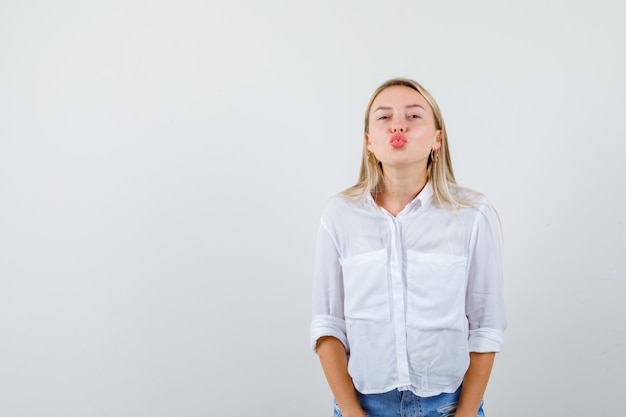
[{"xmin": 1, "ymin": 1, "xmax": 624, "ymax": 416}]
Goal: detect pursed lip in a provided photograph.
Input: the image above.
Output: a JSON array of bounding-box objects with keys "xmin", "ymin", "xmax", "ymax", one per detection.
[{"xmin": 390, "ymin": 133, "xmax": 407, "ymax": 148}]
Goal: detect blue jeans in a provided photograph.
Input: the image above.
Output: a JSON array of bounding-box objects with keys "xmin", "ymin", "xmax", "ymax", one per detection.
[{"xmin": 333, "ymin": 385, "xmax": 485, "ymax": 417}]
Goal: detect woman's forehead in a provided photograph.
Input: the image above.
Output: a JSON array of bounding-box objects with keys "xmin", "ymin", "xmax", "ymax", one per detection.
[{"xmin": 371, "ymin": 86, "xmax": 430, "ymax": 112}]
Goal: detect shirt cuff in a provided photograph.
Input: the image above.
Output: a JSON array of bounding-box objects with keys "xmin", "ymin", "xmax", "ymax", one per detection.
[
  {"xmin": 310, "ymin": 314, "xmax": 348, "ymax": 353},
  {"xmin": 468, "ymin": 328, "xmax": 505, "ymax": 353}
]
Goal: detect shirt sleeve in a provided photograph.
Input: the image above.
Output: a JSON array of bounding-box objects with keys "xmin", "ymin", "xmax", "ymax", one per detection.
[
  {"xmin": 465, "ymin": 204, "xmax": 508, "ymax": 352},
  {"xmin": 310, "ymin": 218, "xmax": 348, "ymax": 353}
]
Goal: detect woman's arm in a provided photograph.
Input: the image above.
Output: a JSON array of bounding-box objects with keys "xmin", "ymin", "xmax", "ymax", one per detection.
[
  {"xmin": 316, "ymin": 336, "xmax": 367, "ymax": 417},
  {"xmin": 459, "ymin": 204, "xmax": 506, "ymax": 416},
  {"xmin": 455, "ymin": 352, "xmax": 495, "ymax": 417}
]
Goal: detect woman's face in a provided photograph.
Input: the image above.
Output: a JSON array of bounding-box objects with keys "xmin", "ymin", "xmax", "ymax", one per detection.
[{"xmin": 366, "ymin": 85, "xmax": 441, "ymax": 171}]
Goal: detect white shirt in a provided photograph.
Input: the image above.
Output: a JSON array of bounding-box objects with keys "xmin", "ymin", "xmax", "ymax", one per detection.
[{"xmin": 310, "ymin": 182, "xmax": 507, "ymax": 397}]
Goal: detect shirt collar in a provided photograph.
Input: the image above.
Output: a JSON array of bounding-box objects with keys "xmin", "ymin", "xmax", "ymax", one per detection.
[{"xmin": 366, "ymin": 181, "xmax": 434, "ymax": 213}]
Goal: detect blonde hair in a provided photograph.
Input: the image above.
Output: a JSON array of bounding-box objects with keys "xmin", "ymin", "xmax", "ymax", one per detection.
[{"xmin": 341, "ymin": 77, "xmax": 481, "ymax": 209}]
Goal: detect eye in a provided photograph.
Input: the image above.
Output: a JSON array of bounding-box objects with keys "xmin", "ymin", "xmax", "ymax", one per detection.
[
  {"xmin": 378, "ymin": 115, "xmax": 390, "ymax": 120},
  {"xmin": 408, "ymin": 114, "xmax": 420, "ymax": 119}
]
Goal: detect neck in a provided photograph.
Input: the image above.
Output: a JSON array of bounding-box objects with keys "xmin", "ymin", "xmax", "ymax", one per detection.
[{"xmin": 375, "ymin": 165, "xmax": 428, "ymax": 216}]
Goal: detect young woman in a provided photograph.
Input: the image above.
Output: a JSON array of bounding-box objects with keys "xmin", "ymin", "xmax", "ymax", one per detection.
[{"xmin": 310, "ymin": 78, "xmax": 507, "ymax": 417}]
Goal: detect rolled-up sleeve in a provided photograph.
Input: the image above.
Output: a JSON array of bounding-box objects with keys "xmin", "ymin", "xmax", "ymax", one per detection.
[
  {"xmin": 310, "ymin": 218, "xmax": 348, "ymax": 353},
  {"xmin": 465, "ymin": 204, "xmax": 507, "ymax": 352}
]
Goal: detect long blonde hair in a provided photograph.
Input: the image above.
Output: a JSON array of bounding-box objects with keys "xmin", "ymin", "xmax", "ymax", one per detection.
[{"xmin": 341, "ymin": 77, "xmax": 480, "ymax": 209}]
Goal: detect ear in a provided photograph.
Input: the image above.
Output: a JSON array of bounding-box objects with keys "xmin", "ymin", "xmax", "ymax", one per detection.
[
  {"xmin": 432, "ymin": 130, "xmax": 442, "ymax": 151},
  {"xmin": 365, "ymin": 133, "xmax": 373, "ymax": 152}
]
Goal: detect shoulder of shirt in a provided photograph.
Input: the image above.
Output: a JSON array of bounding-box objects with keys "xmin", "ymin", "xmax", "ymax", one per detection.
[
  {"xmin": 449, "ymin": 185, "xmax": 490, "ymax": 209},
  {"xmin": 445, "ymin": 186, "xmax": 501, "ymax": 228},
  {"xmin": 322, "ymin": 193, "xmax": 365, "ymax": 210},
  {"xmin": 450, "ymin": 187, "xmax": 502, "ymax": 234},
  {"xmin": 320, "ymin": 193, "xmax": 367, "ymax": 220}
]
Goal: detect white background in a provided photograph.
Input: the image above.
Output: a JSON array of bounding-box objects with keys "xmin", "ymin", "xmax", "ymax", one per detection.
[{"xmin": 1, "ymin": 1, "xmax": 624, "ymax": 416}]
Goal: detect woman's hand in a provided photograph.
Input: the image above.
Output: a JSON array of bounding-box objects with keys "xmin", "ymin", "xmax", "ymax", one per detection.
[{"xmin": 316, "ymin": 336, "xmax": 366, "ymax": 417}]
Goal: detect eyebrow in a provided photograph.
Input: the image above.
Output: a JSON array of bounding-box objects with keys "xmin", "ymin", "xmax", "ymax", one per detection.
[{"xmin": 373, "ymin": 104, "xmax": 426, "ymax": 112}]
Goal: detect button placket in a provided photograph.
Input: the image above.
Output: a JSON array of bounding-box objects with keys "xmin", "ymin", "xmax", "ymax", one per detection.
[{"xmin": 386, "ymin": 213, "xmax": 410, "ymax": 386}]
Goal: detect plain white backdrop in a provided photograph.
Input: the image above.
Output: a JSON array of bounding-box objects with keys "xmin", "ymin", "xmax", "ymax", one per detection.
[{"xmin": 1, "ymin": 1, "xmax": 624, "ymax": 416}]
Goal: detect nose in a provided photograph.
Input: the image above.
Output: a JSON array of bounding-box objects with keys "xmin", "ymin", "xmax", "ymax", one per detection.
[{"xmin": 391, "ymin": 115, "xmax": 407, "ymax": 133}]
